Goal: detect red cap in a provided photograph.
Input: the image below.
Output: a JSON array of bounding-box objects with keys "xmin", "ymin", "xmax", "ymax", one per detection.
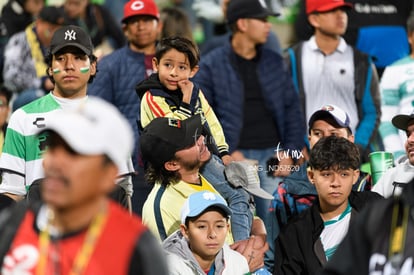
[
  {"xmin": 306, "ymin": 0, "xmax": 352, "ymax": 15},
  {"xmin": 122, "ymin": 0, "xmax": 159, "ymax": 23}
]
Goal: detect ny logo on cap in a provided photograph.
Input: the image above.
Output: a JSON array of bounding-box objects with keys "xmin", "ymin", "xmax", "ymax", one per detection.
[
  {"xmin": 168, "ymin": 118, "xmax": 181, "ymax": 128},
  {"xmin": 258, "ymin": 0, "xmax": 268, "ymax": 9},
  {"xmin": 64, "ymin": 30, "xmax": 77, "ymax": 41}
]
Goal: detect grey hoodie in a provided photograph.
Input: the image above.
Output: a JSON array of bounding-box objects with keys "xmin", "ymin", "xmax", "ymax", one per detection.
[{"xmin": 162, "ymin": 230, "xmax": 249, "ymax": 275}]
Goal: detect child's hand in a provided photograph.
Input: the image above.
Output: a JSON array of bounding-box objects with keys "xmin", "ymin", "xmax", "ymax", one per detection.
[
  {"xmin": 221, "ymin": 155, "xmax": 233, "ymax": 166},
  {"xmin": 178, "ymin": 79, "xmax": 194, "ymax": 104}
]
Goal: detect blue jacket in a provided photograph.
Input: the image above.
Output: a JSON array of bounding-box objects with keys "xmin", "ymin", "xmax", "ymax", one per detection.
[
  {"xmin": 88, "ymin": 46, "xmax": 147, "ymax": 169},
  {"xmin": 193, "ymin": 40, "xmax": 305, "ymax": 154}
]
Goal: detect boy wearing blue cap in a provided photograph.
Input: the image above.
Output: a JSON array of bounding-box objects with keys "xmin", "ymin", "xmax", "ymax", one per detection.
[{"xmin": 163, "ymin": 191, "xmax": 250, "ymax": 275}]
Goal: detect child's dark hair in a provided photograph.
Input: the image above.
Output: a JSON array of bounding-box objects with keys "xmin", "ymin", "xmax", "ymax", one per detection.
[
  {"xmin": 308, "ymin": 136, "xmax": 360, "ymax": 171},
  {"xmin": 155, "ymin": 36, "xmax": 200, "ymax": 69},
  {"xmin": 44, "ymin": 50, "xmax": 98, "ymax": 84},
  {"xmin": 184, "ymin": 205, "xmax": 229, "ymax": 227}
]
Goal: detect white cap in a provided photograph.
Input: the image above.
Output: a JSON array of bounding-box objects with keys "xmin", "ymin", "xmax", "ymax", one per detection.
[{"xmin": 38, "ymin": 96, "xmax": 133, "ymax": 171}]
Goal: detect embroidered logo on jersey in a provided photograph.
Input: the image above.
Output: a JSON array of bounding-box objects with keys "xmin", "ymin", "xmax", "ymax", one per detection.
[
  {"xmin": 33, "ymin": 117, "xmax": 46, "ymax": 128},
  {"xmin": 64, "ymin": 30, "xmax": 77, "ymax": 41},
  {"xmin": 168, "ymin": 118, "xmax": 181, "ymax": 128}
]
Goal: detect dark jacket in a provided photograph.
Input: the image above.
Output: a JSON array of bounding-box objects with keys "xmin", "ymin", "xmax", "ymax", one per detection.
[
  {"xmin": 274, "ymin": 191, "xmax": 383, "ymax": 275},
  {"xmin": 284, "ymin": 42, "xmax": 382, "ymax": 159},
  {"xmin": 322, "ymin": 180, "xmax": 414, "ymax": 275},
  {"xmin": 193, "ymin": 39, "xmax": 305, "ymax": 153},
  {"xmin": 87, "ymin": 46, "xmax": 147, "ymax": 170},
  {"xmin": 1, "ymin": 0, "xmax": 34, "ymax": 38}
]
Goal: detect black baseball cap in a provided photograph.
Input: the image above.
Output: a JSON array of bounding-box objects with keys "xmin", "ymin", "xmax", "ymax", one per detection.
[
  {"xmin": 392, "ymin": 110, "xmax": 414, "ymax": 131},
  {"xmin": 49, "ymin": 25, "xmax": 93, "ymax": 55},
  {"xmin": 140, "ymin": 115, "xmax": 203, "ymax": 168},
  {"xmin": 38, "ymin": 6, "xmax": 65, "ymax": 26},
  {"xmin": 226, "ymin": 0, "xmax": 279, "ymax": 24}
]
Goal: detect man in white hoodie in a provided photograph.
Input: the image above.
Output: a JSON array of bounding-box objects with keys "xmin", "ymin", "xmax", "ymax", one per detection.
[{"xmin": 373, "ymin": 110, "xmax": 414, "ymax": 197}]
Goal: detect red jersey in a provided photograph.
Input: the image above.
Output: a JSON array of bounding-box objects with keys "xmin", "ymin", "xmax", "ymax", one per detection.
[{"xmin": 2, "ymin": 202, "xmax": 149, "ymax": 274}]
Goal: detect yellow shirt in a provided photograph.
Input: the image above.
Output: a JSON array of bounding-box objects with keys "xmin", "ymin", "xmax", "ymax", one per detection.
[{"xmin": 142, "ymin": 175, "xmax": 234, "ymax": 243}]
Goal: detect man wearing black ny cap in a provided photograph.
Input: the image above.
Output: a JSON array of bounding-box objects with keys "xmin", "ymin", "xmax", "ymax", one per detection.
[
  {"xmin": 372, "ymin": 111, "xmax": 414, "ymax": 198},
  {"xmin": 140, "ymin": 115, "xmax": 269, "ymax": 272},
  {"xmin": 3, "ymin": 5, "xmax": 65, "ymax": 108},
  {"xmin": 0, "ymin": 25, "xmax": 105, "ymax": 208},
  {"xmin": 193, "ymin": 0, "xmax": 306, "ymax": 230}
]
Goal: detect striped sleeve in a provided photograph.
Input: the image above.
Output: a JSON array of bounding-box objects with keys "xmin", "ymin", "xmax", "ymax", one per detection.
[
  {"xmin": 199, "ymin": 90, "xmax": 229, "ymax": 154},
  {"xmin": 140, "ymin": 92, "xmax": 192, "ymax": 128}
]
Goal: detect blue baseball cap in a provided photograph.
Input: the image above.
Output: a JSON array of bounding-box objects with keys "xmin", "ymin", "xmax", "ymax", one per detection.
[{"xmin": 180, "ymin": 191, "xmax": 232, "ymax": 224}]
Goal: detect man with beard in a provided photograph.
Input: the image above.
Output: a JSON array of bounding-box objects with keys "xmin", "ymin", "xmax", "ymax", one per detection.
[
  {"xmin": 373, "ymin": 110, "xmax": 414, "ymax": 198},
  {"xmin": 140, "ymin": 115, "xmax": 270, "ymax": 273}
]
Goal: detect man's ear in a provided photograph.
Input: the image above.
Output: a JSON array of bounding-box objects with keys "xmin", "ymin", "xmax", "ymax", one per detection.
[
  {"xmin": 236, "ymin": 18, "xmax": 247, "ymax": 32},
  {"xmin": 164, "ymin": 160, "xmax": 180, "ymax": 171},
  {"xmin": 307, "ymin": 169, "xmax": 315, "ymax": 185},
  {"xmin": 89, "ymin": 61, "xmax": 97, "ymax": 76},
  {"xmin": 352, "ymin": 169, "xmax": 360, "ymax": 185},
  {"xmin": 307, "ymin": 14, "xmax": 319, "ymax": 28},
  {"xmin": 47, "ymin": 67, "xmax": 53, "ymax": 77}
]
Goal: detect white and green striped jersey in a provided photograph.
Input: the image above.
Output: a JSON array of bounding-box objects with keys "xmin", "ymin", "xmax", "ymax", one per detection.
[
  {"xmin": 379, "ymin": 56, "xmax": 414, "ymax": 160},
  {"xmin": 0, "ymin": 93, "xmax": 135, "ymax": 197},
  {"xmin": 0, "ymin": 94, "xmax": 63, "ymax": 195}
]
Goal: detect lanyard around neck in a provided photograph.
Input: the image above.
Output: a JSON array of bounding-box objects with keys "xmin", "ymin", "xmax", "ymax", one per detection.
[{"xmin": 37, "ymin": 207, "xmax": 107, "ymax": 275}]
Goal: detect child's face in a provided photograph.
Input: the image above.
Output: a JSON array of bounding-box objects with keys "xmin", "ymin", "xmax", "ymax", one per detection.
[
  {"xmin": 180, "ymin": 210, "xmax": 229, "ymax": 262},
  {"xmin": 308, "ymin": 120, "xmax": 354, "ymax": 149},
  {"xmin": 152, "ymin": 49, "xmax": 198, "ymax": 91},
  {"xmin": 308, "ymin": 168, "xmax": 359, "ymax": 213}
]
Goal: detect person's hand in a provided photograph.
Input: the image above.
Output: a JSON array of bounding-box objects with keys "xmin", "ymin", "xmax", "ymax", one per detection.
[
  {"xmin": 221, "ymin": 154, "xmax": 233, "ymax": 166},
  {"xmin": 230, "ymin": 235, "xmax": 268, "ymax": 272},
  {"xmin": 177, "ymin": 79, "xmax": 194, "ymax": 104},
  {"xmin": 230, "ymin": 150, "xmax": 246, "ymax": 161},
  {"xmin": 273, "ymin": 151, "xmax": 295, "ymax": 177}
]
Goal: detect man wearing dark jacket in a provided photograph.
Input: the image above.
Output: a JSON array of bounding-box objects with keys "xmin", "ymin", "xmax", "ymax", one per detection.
[
  {"xmin": 274, "ymin": 136, "xmax": 383, "ymax": 275},
  {"xmin": 193, "ymin": 0, "xmax": 305, "ymax": 229},
  {"xmin": 322, "ymin": 176, "xmax": 414, "ymax": 274},
  {"xmin": 87, "ymin": 0, "xmax": 161, "ymax": 215}
]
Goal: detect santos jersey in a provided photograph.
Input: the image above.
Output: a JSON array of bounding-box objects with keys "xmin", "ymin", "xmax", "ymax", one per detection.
[{"xmin": 0, "ymin": 93, "xmax": 134, "ymax": 196}]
